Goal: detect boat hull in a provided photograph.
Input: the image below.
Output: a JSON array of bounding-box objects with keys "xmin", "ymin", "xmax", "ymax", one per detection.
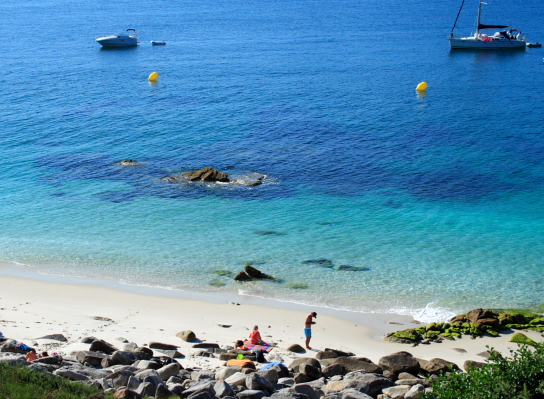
[
  {"xmin": 96, "ymin": 36, "xmax": 138, "ymax": 47},
  {"xmin": 450, "ymin": 38, "xmax": 526, "ymax": 49}
]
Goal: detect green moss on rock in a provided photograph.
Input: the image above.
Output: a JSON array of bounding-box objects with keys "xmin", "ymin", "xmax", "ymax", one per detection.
[
  {"xmin": 509, "ymin": 332, "xmax": 538, "ymax": 347},
  {"xmin": 392, "ymin": 328, "xmax": 420, "ymax": 341}
]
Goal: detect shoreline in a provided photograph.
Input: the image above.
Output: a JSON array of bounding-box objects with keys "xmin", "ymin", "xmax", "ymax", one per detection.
[{"xmin": 1, "ymin": 266, "xmax": 542, "ymax": 370}]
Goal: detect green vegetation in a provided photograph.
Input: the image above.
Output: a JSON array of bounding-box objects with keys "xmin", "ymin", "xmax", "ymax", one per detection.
[
  {"xmin": 0, "ymin": 361, "xmax": 113, "ymax": 399},
  {"xmin": 510, "ymin": 333, "xmax": 538, "ymax": 347},
  {"xmin": 423, "ymin": 344, "xmax": 544, "ymax": 399}
]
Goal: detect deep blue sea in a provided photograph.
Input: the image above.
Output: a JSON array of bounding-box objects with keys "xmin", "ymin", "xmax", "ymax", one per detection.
[{"xmin": 1, "ymin": 0, "xmax": 543, "ymax": 322}]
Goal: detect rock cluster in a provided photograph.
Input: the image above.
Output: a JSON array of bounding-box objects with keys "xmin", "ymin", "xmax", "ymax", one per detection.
[
  {"xmin": 385, "ymin": 308, "xmax": 544, "ymax": 345},
  {"xmin": 0, "ymin": 330, "xmax": 470, "ymax": 399}
]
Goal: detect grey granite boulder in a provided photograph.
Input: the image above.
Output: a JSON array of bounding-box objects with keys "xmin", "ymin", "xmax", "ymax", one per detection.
[
  {"xmin": 378, "ymin": 352, "xmax": 420, "ymax": 376},
  {"xmin": 283, "ymin": 384, "xmax": 322, "ymax": 399},
  {"xmin": 332, "ymin": 357, "xmax": 382, "ymax": 374},
  {"xmin": 110, "ymin": 370, "xmax": 134, "ymax": 389},
  {"xmin": 246, "ymin": 372, "xmax": 275, "ymax": 392},
  {"xmin": 237, "ymin": 390, "xmax": 267, "ymax": 399},
  {"xmin": 157, "ymin": 362, "xmax": 181, "ymax": 381},
  {"xmin": 155, "ymin": 383, "xmax": 172, "ymax": 399},
  {"xmin": 405, "ymin": 384, "xmax": 425, "ymax": 399},
  {"xmin": 168, "ymin": 383, "xmax": 186, "ymax": 397},
  {"xmin": 299, "ymin": 364, "xmax": 322, "ymax": 381},
  {"xmin": 149, "ymin": 341, "xmax": 178, "ymax": 351},
  {"xmin": 89, "ymin": 339, "xmax": 118, "ymax": 354},
  {"xmin": 188, "ymin": 391, "xmax": 214, "ymax": 399},
  {"xmin": 54, "ymin": 369, "xmax": 89, "ymax": 381},
  {"xmin": 382, "ymin": 385, "xmax": 411, "ymax": 399},
  {"xmin": 217, "ymin": 366, "xmax": 239, "ymax": 381},
  {"xmin": 215, "ymin": 380, "xmax": 236, "ymax": 398},
  {"xmin": 76, "ymin": 350, "xmax": 108, "ymax": 367},
  {"xmin": 257, "ymin": 368, "xmax": 279, "ymax": 384},
  {"xmin": 184, "ymin": 381, "xmax": 216, "ymax": 397},
  {"xmin": 290, "ymin": 358, "xmax": 321, "ymax": 372},
  {"xmin": 315, "ymin": 351, "xmax": 338, "ymax": 360},
  {"xmin": 340, "ymin": 389, "xmax": 372, "ymax": 399},
  {"xmin": 226, "ymin": 372, "xmax": 249, "ymax": 388},
  {"xmin": 136, "ymin": 382, "xmax": 156, "ymax": 398},
  {"xmin": 322, "ymin": 364, "xmax": 343, "ymax": 378}
]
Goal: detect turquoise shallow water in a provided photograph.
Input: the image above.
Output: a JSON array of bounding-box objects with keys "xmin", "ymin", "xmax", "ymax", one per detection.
[{"xmin": 1, "ymin": 0, "xmax": 544, "ymax": 322}]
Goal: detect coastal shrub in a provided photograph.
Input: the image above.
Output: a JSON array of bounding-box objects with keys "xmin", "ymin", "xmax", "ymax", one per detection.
[
  {"xmin": 423, "ymin": 344, "xmax": 544, "ymax": 399},
  {"xmin": 0, "ymin": 361, "xmax": 113, "ymax": 398}
]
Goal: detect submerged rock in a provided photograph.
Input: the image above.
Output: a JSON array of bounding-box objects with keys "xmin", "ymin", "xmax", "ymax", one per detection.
[
  {"xmin": 301, "ymin": 259, "xmax": 333, "ymax": 267},
  {"xmin": 336, "ymin": 265, "xmax": 370, "ymax": 272},
  {"xmin": 116, "ymin": 159, "xmax": 141, "ymax": 167}
]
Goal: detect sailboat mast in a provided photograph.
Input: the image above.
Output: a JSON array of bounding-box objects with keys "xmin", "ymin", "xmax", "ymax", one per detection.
[{"xmin": 476, "ymin": 0, "xmax": 483, "ymax": 37}]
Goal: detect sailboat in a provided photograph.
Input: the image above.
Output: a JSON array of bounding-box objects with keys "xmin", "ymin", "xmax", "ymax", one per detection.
[{"xmin": 449, "ymin": 0, "xmax": 526, "ymax": 49}]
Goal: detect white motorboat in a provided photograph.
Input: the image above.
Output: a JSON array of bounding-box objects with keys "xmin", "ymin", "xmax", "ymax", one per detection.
[
  {"xmin": 449, "ymin": 0, "xmax": 526, "ymax": 49},
  {"xmin": 96, "ymin": 29, "xmax": 139, "ymax": 47}
]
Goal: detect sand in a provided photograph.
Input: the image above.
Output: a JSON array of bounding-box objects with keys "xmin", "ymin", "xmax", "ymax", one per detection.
[{"xmin": 0, "ymin": 270, "xmax": 542, "ymax": 370}]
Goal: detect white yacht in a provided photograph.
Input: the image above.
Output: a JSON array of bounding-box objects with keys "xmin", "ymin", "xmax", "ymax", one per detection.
[
  {"xmin": 449, "ymin": 0, "xmax": 526, "ymax": 49},
  {"xmin": 96, "ymin": 29, "xmax": 139, "ymax": 47}
]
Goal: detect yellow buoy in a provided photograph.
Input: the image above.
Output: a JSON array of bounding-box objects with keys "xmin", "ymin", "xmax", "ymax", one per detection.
[
  {"xmin": 148, "ymin": 72, "xmax": 159, "ymax": 81},
  {"xmin": 416, "ymin": 82, "xmax": 428, "ymax": 91}
]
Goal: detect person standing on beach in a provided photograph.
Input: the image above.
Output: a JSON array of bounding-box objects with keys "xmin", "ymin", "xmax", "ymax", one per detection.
[{"xmin": 304, "ymin": 312, "xmax": 317, "ymax": 349}]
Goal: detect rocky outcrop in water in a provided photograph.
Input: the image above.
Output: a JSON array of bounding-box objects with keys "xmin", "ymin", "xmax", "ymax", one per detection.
[{"xmin": 183, "ymin": 167, "xmax": 230, "ymax": 182}]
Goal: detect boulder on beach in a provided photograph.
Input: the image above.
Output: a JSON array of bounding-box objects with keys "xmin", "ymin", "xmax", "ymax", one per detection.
[
  {"xmin": 183, "ymin": 167, "xmax": 230, "ymax": 182},
  {"xmin": 378, "ymin": 351, "xmax": 420, "ymax": 376},
  {"xmin": 37, "ymin": 334, "xmax": 68, "ymax": 342},
  {"xmin": 287, "ymin": 344, "xmax": 305, "ymax": 353},
  {"xmin": 176, "ymin": 330, "xmax": 197, "ymax": 342}
]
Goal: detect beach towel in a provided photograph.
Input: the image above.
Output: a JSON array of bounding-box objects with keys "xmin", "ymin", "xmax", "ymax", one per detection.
[
  {"xmin": 259, "ymin": 361, "xmax": 286, "ymax": 370},
  {"xmin": 244, "ymin": 341, "xmax": 277, "ymax": 353},
  {"xmin": 226, "ymin": 359, "xmax": 255, "ymax": 368}
]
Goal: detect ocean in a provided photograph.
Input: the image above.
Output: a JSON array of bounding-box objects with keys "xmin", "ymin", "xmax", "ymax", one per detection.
[{"xmin": 1, "ymin": 0, "xmax": 543, "ymax": 322}]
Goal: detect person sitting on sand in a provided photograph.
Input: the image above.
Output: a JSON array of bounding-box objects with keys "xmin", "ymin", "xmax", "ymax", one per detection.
[
  {"xmin": 249, "ymin": 325, "xmax": 263, "ymax": 345},
  {"xmin": 235, "ymin": 340, "xmax": 248, "ymax": 350}
]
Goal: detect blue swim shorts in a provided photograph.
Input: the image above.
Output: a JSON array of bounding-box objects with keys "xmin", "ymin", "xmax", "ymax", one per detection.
[{"xmin": 304, "ymin": 328, "xmax": 312, "ymax": 338}]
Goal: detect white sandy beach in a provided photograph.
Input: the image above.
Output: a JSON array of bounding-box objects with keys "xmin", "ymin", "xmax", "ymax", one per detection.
[{"xmin": 0, "ymin": 271, "xmax": 542, "ymax": 371}]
